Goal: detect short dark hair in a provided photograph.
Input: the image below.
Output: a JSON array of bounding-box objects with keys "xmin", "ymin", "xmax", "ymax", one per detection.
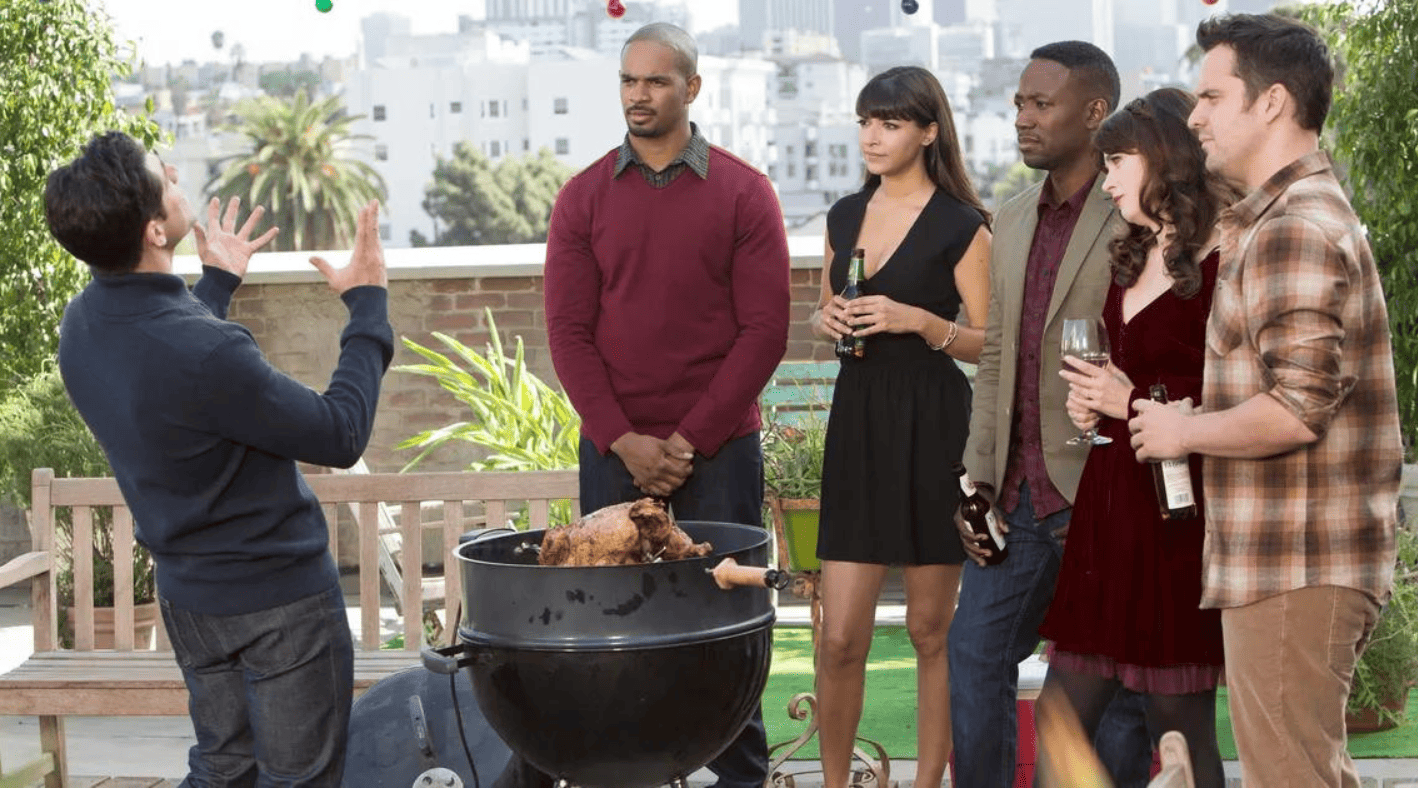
[
  {"xmin": 1195, "ymin": 13, "xmax": 1332, "ymax": 132},
  {"xmin": 1030, "ymin": 40, "xmax": 1121, "ymax": 113},
  {"xmin": 44, "ymin": 131, "xmax": 164, "ymax": 274}
]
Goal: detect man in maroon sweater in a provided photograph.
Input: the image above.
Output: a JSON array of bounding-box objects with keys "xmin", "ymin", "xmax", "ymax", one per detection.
[{"xmin": 540, "ymin": 21, "xmax": 790, "ymax": 788}]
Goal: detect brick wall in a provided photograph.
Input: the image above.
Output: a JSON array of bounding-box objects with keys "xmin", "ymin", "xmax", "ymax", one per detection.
[{"xmin": 214, "ymin": 245, "xmax": 831, "ymax": 475}]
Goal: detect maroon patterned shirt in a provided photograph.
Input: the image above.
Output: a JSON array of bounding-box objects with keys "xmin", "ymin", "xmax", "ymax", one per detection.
[{"xmin": 999, "ymin": 177, "xmax": 1096, "ymax": 517}]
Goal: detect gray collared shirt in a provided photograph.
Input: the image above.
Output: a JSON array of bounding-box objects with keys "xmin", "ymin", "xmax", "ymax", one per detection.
[{"xmin": 613, "ymin": 123, "xmax": 711, "ymax": 188}]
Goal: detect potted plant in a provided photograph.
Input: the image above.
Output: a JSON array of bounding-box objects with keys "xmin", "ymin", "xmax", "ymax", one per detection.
[
  {"xmin": 761, "ymin": 410, "xmax": 827, "ymax": 573},
  {"xmin": 1347, "ymin": 514, "xmax": 1418, "ymax": 732},
  {"xmin": 0, "ymin": 368, "xmax": 157, "ymax": 648}
]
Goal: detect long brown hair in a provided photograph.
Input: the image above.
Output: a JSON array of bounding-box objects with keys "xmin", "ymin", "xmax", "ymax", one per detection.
[
  {"xmin": 857, "ymin": 66, "xmax": 991, "ymax": 225},
  {"xmin": 1094, "ymin": 87, "xmax": 1229, "ymax": 298}
]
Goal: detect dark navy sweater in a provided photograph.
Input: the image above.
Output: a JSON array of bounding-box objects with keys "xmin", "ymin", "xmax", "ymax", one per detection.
[{"xmin": 58, "ymin": 267, "xmax": 393, "ymax": 615}]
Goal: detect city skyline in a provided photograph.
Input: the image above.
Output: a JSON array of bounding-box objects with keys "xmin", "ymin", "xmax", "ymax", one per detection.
[{"xmin": 96, "ymin": 0, "xmax": 739, "ymax": 66}]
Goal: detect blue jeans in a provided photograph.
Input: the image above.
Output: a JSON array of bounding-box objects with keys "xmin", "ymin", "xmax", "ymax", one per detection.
[
  {"xmin": 948, "ymin": 483, "xmax": 1152, "ymax": 788},
  {"xmin": 580, "ymin": 432, "xmax": 769, "ymax": 788},
  {"xmin": 161, "ymin": 585, "xmax": 353, "ymax": 787}
]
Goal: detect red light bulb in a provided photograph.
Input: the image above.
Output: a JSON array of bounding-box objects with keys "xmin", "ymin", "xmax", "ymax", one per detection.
[
  {"xmin": 607, "ymin": 0, "xmax": 626, "ymax": 18},
  {"xmin": 1202, "ymin": 0, "xmax": 1219, "ymax": 4}
]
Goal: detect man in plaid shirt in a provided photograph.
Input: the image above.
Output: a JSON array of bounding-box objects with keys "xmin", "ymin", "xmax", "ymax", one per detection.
[{"xmin": 1129, "ymin": 13, "xmax": 1402, "ymax": 787}]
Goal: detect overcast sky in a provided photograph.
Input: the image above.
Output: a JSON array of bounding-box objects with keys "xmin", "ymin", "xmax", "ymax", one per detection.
[{"xmin": 95, "ymin": 0, "xmax": 738, "ymax": 66}]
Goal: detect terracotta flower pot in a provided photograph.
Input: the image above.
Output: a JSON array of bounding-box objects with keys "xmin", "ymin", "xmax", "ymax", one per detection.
[
  {"xmin": 1345, "ymin": 690, "xmax": 1409, "ymax": 734},
  {"xmin": 64, "ymin": 601, "xmax": 160, "ymax": 650}
]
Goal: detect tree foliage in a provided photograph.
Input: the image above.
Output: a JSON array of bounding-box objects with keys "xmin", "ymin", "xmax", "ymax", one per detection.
[
  {"xmin": 0, "ymin": 0, "xmax": 161, "ymax": 387},
  {"xmin": 419, "ymin": 145, "xmax": 574, "ymax": 246},
  {"xmin": 1305, "ymin": 0, "xmax": 1418, "ymax": 456},
  {"xmin": 207, "ymin": 90, "xmax": 386, "ymax": 252}
]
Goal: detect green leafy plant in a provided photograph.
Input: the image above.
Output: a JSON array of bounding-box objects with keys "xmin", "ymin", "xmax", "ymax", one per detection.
[
  {"xmin": 0, "ymin": 0, "xmax": 163, "ymax": 387},
  {"xmin": 761, "ymin": 413, "xmax": 827, "ymax": 502},
  {"xmin": 1349, "ymin": 516, "xmax": 1418, "ymax": 726},
  {"xmin": 0, "ymin": 368, "xmax": 156, "ymax": 635},
  {"xmin": 1301, "ymin": 0, "xmax": 1418, "ymax": 458},
  {"xmin": 396, "ymin": 310, "xmax": 579, "ymax": 526}
]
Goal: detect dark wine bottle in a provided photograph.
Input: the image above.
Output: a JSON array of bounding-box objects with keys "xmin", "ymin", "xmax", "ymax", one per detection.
[
  {"xmin": 834, "ymin": 248, "xmax": 867, "ymax": 361},
  {"xmin": 1148, "ymin": 384, "xmax": 1199, "ymax": 520},
  {"xmin": 954, "ymin": 463, "xmax": 1007, "ymax": 565}
]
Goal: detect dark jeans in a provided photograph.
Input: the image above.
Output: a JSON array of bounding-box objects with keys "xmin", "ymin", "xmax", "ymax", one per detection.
[
  {"xmin": 947, "ymin": 482, "xmax": 1153, "ymax": 788},
  {"xmin": 161, "ymin": 585, "xmax": 353, "ymax": 788},
  {"xmin": 581, "ymin": 431, "xmax": 769, "ymax": 788}
]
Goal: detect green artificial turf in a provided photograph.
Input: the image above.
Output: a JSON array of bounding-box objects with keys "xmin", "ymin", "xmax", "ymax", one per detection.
[{"xmin": 764, "ymin": 626, "xmax": 1418, "ymax": 760}]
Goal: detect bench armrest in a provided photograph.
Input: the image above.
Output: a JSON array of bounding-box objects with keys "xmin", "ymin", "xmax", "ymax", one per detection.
[{"xmin": 0, "ymin": 551, "xmax": 51, "ymax": 589}]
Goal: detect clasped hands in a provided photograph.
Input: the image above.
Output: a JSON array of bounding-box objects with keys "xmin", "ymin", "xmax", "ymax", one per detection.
[
  {"xmin": 611, "ymin": 432, "xmax": 696, "ymax": 498},
  {"xmin": 816, "ymin": 294, "xmax": 924, "ymax": 340}
]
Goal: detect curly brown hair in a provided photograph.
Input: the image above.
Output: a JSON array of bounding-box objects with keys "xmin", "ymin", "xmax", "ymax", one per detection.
[{"xmin": 1093, "ymin": 87, "xmax": 1230, "ymax": 299}]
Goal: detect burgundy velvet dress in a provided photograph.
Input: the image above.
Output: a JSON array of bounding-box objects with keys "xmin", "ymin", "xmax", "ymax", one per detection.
[{"xmin": 1039, "ymin": 250, "xmax": 1225, "ymax": 693}]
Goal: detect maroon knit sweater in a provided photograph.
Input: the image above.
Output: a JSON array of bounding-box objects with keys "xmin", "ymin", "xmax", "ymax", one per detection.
[{"xmin": 544, "ymin": 146, "xmax": 790, "ymax": 457}]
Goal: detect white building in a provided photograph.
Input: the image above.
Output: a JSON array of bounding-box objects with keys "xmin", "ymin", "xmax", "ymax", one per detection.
[
  {"xmin": 347, "ymin": 29, "xmax": 534, "ymax": 246},
  {"xmin": 348, "ymin": 14, "xmax": 779, "ymax": 247}
]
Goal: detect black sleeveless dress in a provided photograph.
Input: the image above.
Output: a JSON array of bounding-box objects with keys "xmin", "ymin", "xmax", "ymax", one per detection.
[{"xmin": 816, "ymin": 186, "xmax": 984, "ymax": 566}]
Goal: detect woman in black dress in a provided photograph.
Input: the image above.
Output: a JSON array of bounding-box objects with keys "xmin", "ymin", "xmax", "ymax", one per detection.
[
  {"xmin": 809, "ymin": 66, "xmax": 991, "ymax": 788},
  {"xmin": 1039, "ymin": 88, "xmax": 1232, "ymax": 788}
]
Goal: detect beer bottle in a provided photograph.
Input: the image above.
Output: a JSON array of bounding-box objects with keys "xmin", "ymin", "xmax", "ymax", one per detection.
[
  {"xmin": 1148, "ymin": 384, "xmax": 1199, "ymax": 520},
  {"xmin": 954, "ymin": 463, "xmax": 1007, "ymax": 565},
  {"xmin": 834, "ymin": 248, "xmax": 867, "ymax": 360}
]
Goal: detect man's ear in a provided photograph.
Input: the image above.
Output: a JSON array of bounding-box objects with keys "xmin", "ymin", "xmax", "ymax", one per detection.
[
  {"xmin": 144, "ymin": 218, "xmax": 166, "ymax": 251},
  {"xmin": 1085, "ymin": 97, "xmax": 1109, "ymax": 131},
  {"xmin": 1260, "ymin": 82, "xmax": 1290, "ymax": 125},
  {"xmin": 685, "ymin": 73, "xmax": 702, "ymax": 104}
]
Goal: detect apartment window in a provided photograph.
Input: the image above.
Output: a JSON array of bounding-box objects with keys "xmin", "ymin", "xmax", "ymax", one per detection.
[
  {"xmin": 429, "ymin": 103, "xmax": 435, "ymax": 119},
  {"xmin": 787, "ymin": 163, "xmax": 797, "ymax": 178},
  {"xmin": 768, "ymin": 165, "xmax": 778, "ymax": 180},
  {"xmin": 373, "ymin": 105, "xmax": 387, "ymax": 122},
  {"xmin": 523, "ymin": 138, "xmax": 530, "ymax": 151},
  {"xmin": 554, "ymin": 97, "xmax": 568, "ymax": 115},
  {"xmin": 490, "ymin": 140, "xmax": 502, "ymax": 157},
  {"xmin": 805, "ymin": 141, "xmax": 817, "ymax": 158},
  {"xmin": 450, "ymin": 101, "xmax": 462, "ymax": 114},
  {"xmin": 555, "ymin": 137, "xmax": 569, "ymax": 155},
  {"xmin": 786, "ymin": 145, "xmax": 795, "ymax": 157},
  {"xmin": 379, "ymin": 224, "xmax": 391, "ymax": 241},
  {"xmin": 375, "ymin": 144, "xmax": 388, "ymax": 161},
  {"xmin": 489, "ymin": 101, "xmax": 501, "ymax": 118}
]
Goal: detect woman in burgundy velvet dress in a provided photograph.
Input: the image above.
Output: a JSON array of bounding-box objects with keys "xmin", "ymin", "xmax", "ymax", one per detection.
[{"xmin": 1037, "ymin": 88, "xmax": 1234, "ymax": 788}]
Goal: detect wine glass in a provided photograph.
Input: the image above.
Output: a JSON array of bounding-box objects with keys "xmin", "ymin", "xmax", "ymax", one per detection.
[{"xmin": 1060, "ymin": 318, "xmax": 1113, "ymax": 447}]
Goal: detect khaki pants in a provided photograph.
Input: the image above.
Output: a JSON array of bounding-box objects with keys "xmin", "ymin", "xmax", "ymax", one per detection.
[{"xmin": 1221, "ymin": 586, "xmax": 1380, "ymax": 787}]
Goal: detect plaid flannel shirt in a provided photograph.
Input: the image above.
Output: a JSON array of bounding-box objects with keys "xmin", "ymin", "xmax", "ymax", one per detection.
[{"xmin": 1200, "ymin": 151, "xmax": 1402, "ymax": 609}]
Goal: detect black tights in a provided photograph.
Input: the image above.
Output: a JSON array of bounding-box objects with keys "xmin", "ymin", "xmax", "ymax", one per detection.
[{"xmin": 1043, "ymin": 667, "xmax": 1227, "ymax": 788}]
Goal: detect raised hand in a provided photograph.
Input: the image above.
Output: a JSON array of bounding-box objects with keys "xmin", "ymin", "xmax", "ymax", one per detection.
[
  {"xmin": 308, "ymin": 200, "xmax": 387, "ymax": 293},
  {"xmin": 192, "ymin": 197, "xmax": 280, "ymax": 279}
]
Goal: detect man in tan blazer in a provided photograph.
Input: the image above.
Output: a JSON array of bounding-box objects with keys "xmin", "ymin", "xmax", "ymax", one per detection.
[{"xmin": 948, "ymin": 41, "xmax": 1152, "ymax": 787}]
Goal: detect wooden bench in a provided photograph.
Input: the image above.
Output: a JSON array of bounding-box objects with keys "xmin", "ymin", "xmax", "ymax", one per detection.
[
  {"xmin": 762, "ymin": 360, "xmax": 837, "ymax": 428},
  {"xmin": 0, "ymin": 466, "xmax": 579, "ymax": 787}
]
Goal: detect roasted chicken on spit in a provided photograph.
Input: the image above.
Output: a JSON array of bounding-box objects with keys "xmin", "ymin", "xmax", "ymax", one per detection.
[{"xmin": 538, "ymin": 498, "xmax": 713, "ymax": 566}]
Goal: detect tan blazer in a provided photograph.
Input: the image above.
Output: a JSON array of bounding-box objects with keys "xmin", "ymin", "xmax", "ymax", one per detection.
[{"xmin": 964, "ymin": 177, "xmax": 1124, "ymax": 504}]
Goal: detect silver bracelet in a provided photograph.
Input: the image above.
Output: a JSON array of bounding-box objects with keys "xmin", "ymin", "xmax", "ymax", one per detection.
[{"xmin": 927, "ymin": 320, "xmax": 958, "ymax": 352}]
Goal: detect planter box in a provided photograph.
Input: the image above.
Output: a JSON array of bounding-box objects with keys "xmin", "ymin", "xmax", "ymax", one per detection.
[{"xmin": 769, "ymin": 498, "xmax": 820, "ymax": 572}]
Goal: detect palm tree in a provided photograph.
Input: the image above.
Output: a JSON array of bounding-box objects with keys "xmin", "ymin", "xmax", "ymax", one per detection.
[{"xmin": 207, "ymin": 91, "xmax": 386, "ymax": 251}]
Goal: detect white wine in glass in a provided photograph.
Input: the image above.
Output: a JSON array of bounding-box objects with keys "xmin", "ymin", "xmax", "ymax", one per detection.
[{"xmin": 1060, "ymin": 318, "xmax": 1113, "ymax": 447}]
